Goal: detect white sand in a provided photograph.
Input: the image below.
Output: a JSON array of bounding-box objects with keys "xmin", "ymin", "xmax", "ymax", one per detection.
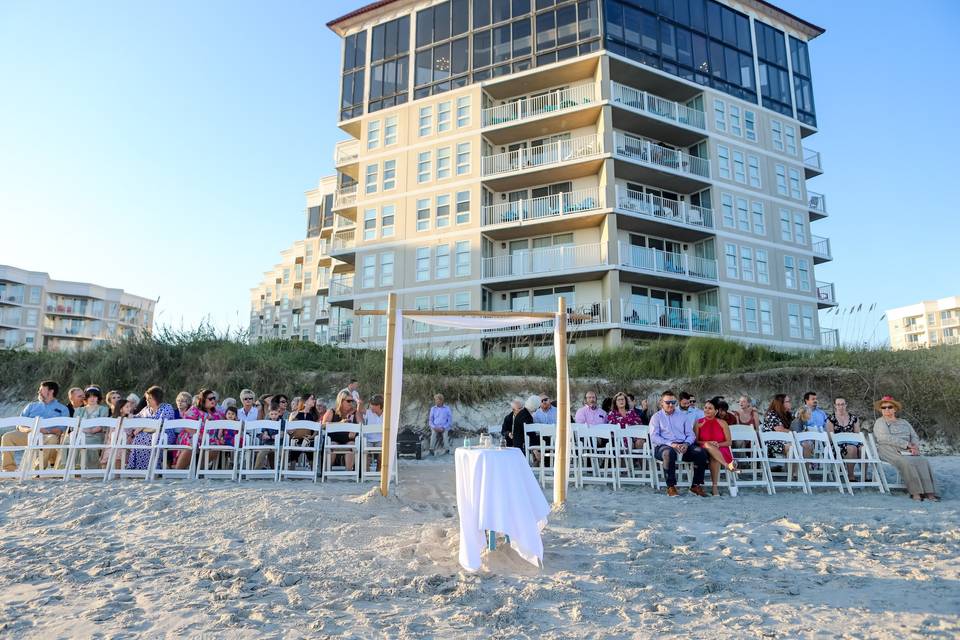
[{"xmin": 0, "ymin": 454, "xmax": 957, "ymax": 639}]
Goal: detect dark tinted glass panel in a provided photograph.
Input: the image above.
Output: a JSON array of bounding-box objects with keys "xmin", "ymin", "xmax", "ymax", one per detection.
[
  {"xmin": 537, "ymin": 11, "xmax": 556, "ymax": 50},
  {"xmin": 451, "ymin": 36, "xmax": 469, "ymax": 74},
  {"xmin": 706, "ymin": 1, "xmax": 721, "ymax": 36},
  {"xmin": 579, "ymin": 1, "xmax": 599, "ymax": 40},
  {"xmin": 493, "ymin": 0, "xmax": 511, "ymax": 23},
  {"xmin": 513, "ymin": 0, "xmax": 530, "ymax": 14},
  {"xmin": 537, "ymin": 0, "xmax": 554, "ymax": 8},
  {"xmin": 434, "ymin": 1, "xmax": 450, "ymax": 41},
  {"xmin": 474, "ymin": 0, "xmax": 491, "ymax": 27},
  {"xmin": 398, "ymin": 16, "xmax": 410, "ymax": 53},
  {"xmin": 384, "ymin": 20, "xmax": 398, "ymax": 58},
  {"xmin": 735, "ymin": 14, "xmax": 750, "ymax": 51},
  {"xmin": 689, "ymin": 0, "xmax": 705, "ymax": 30},
  {"xmin": 721, "ymin": 6, "xmax": 736, "ymax": 46},
  {"xmin": 557, "ymin": 44, "xmax": 577, "ymax": 60},
  {"xmin": 416, "ymin": 50, "xmax": 432, "ymax": 85},
  {"xmin": 660, "ymin": 22, "xmax": 675, "ymax": 59},
  {"xmin": 343, "ymin": 36, "xmax": 355, "ymax": 72},
  {"xmin": 341, "ymin": 74, "xmax": 353, "ymax": 108},
  {"xmin": 513, "ymin": 18, "xmax": 531, "ymax": 57},
  {"xmin": 624, "ymin": 6, "xmax": 640, "ymax": 46},
  {"xmin": 709, "ymin": 40, "xmax": 724, "ymax": 78},
  {"xmin": 657, "ymin": 0, "xmax": 673, "ymax": 19},
  {"xmin": 675, "ymin": 0, "xmax": 689, "ymax": 25},
  {"xmin": 416, "ymin": 9, "xmax": 433, "ymax": 48},
  {"xmin": 370, "ymin": 64, "xmax": 383, "ymax": 99},
  {"xmin": 494, "ymin": 24, "xmax": 511, "ymax": 61},
  {"xmin": 605, "ymin": 0, "xmax": 622, "ymax": 40},
  {"xmin": 557, "ymin": 5, "xmax": 577, "ymax": 46},
  {"xmin": 640, "ymin": 11, "xmax": 658, "ymax": 51},
  {"xmin": 433, "ymin": 42, "xmax": 451, "ymax": 80},
  {"xmin": 452, "ymin": 0, "xmax": 469, "ymax": 35},
  {"xmin": 474, "ymin": 30, "xmax": 491, "ymax": 67}
]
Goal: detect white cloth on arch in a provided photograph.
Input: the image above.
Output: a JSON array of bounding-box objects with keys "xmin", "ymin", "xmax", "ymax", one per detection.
[{"xmin": 454, "ymin": 447, "xmax": 550, "ymax": 572}]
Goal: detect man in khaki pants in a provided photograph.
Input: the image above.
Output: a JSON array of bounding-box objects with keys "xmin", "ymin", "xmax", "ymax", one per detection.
[{"xmin": 1, "ymin": 380, "xmax": 70, "ymax": 472}]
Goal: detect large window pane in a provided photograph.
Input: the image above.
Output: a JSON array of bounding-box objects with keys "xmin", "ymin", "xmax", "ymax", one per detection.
[
  {"xmin": 493, "ymin": 0, "xmax": 511, "ymax": 23},
  {"xmin": 416, "ymin": 8, "xmax": 433, "ymax": 48},
  {"xmin": 451, "ymin": 37, "xmax": 469, "ymax": 74},
  {"xmin": 640, "ymin": 11, "xmax": 658, "ymax": 52},
  {"xmin": 474, "ymin": 30, "xmax": 491, "ymax": 67},
  {"xmin": 624, "ymin": 6, "xmax": 640, "ymax": 46},
  {"xmin": 556, "ymin": 4, "xmax": 577, "ymax": 46},
  {"xmin": 605, "ymin": 0, "xmax": 623, "ymax": 40},
  {"xmin": 513, "ymin": 18, "xmax": 531, "ymax": 57},
  {"xmin": 513, "ymin": 0, "xmax": 530, "ymax": 15},
  {"xmin": 370, "ymin": 63, "xmax": 383, "ymax": 99},
  {"xmin": 416, "ymin": 50, "xmax": 432, "ymax": 85},
  {"xmin": 494, "ymin": 24, "xmax": 511, "ymax": 62},
  {"xmin": 537, "ymin": 11, "xmax": 555, "ymax": 50},
  {"xmin": 676, "ymin": 26, "xmax": 692, "ymax": 66},
  {"xmin": 433, "ymin": 42, "xmax": 451, "ymax": 80},
  {"xmin": 578, "ymin": 0, "xmax": 599, "ymax": 40},
  {"xmin": 452, "ymin": 0, "xmax": 469, "ymax": 35},
  {"xmin": 384, "ymin": 20, "xmax": 398, "ymax": 58},
  {"xmin": 434, "ymin": 1, "xmax": 450, "ymax": 41},
  {"xmin": 474, "ymin": 0, "xmax": 491, "ymax": 27}
]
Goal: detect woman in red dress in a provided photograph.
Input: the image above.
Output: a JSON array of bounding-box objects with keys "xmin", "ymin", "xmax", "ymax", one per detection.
[{"xmin": 695, "ymin": 399, "xmax": 737, "ymax": 495}]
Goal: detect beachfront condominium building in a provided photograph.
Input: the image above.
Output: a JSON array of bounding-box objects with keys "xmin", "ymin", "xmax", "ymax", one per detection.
[
  {"xmin": 323, "ymin": 0, "xmax": 836, "ymax": 356},
  {"xmin": 887, "ymin": 296, "xmax": 960, "ymax": 350},
  {"xmin": 0, "ymin": 265, "xmax": 155, "ymax": 353}
]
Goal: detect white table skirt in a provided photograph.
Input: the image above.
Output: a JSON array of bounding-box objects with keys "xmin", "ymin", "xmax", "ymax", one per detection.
[{"xmin": 454, "ymin": 447, "xmax": 550, "ymax": 572}]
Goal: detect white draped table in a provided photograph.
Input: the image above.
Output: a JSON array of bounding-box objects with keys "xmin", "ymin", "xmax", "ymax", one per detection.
[{"xmin": 454, "ymin": 446, "xmax": 550, "ymax": 572}]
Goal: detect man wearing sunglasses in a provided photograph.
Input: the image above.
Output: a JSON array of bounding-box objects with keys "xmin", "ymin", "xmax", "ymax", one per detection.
[
  {"xmin": 679, "ymin": 391, "xmax": 704, "ymax": 423},
  {"xmin": 649, "ymin": 390, "xmax": 708, "ymax": 497}
]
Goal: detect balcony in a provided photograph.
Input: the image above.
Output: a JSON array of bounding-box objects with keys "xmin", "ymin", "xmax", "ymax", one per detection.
[
  {"xmin": 615, "ymin": 186, "xmax": 714, "ymax": 241},
  {"xmin": 620, "ymin": 301, "xmax": 722, "ymax": 337},
  {"xmin": 329, "ymin": 230, "xmax": 356, "ymax": 264},
  {"xmin": 802, "ymin": 148, "xmax": 823, "ymax": 178},
  {"xmin": 820, "ymin": 328, "xmax": 839, "ymax": 348},
  {"xmin": 816, "ymin": 281, "xmax": 838, "ymax": 309},
  {"xmin": 481, "ymin": 133, "xmax": 605, "ymax": 191},
  {"xmin": 328, "ymin": 275, "xmax": 355, "ymax": 307},
  {"xmin": 481, "ymin": 84, "xmax": 600, "ymax": 145},
  {"xmin": 618, "ymin": 242, "xmax": 718, "ymax": 291},
  {"xmin": 613, "ymin": 131, "xmax": 710, "ymax": 192},
  {"xmin": 482, "ymin": 301, "xmax": 612, "ymax": 339},
  {"xmin": 481, "ymin": 187, "xmax": 606, "ymax": 238},
  {"xmin": 333, "ymin": 185, "xmax": 358, "ymax": 212},
  {"xmin": 808, "ymin": 191, "xmax": 827, "ymax": 220},
  {"xmin": 481, "ymin": 242, "xmax": 609, "ymax": 289},
  {"xmin": 811, "ymin": 235, "xmax": 832, "ymax": 264},
  {"xmin": 610, "ymin": 82, "xmax": 707, "ymax": 146},
  {"xmin": 334, "ymin": 140, "xmax": 359, "ymax": 166}
]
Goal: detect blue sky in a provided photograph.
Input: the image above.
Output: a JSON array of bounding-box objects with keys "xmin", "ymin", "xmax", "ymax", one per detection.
[{"xmin": 1, "ymin": 0, "xmax": 957, "ymax": 345}]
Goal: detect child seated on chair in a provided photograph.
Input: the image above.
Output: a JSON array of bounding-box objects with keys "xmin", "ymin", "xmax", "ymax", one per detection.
[{"xmin": 254, "ymin": 402, "xmax": 284, "ymax": 470}]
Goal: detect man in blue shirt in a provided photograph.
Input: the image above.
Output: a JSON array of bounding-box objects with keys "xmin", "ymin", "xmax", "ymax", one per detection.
[
  {"xmin": 532, "ymin": 396, "xmax": 557, "ymax": 424},
  {"xmin": 428, "ymin": 393, "xmax": 453, "ymax": 455},
  {"xmin": 803, "ymin": 391, "xmax": 828, "ymax": 432},
  {"xmin": 679, "ymin": 391, "xmax": 705, "ymax": 423},
  {"xmin": 2, "ymin": 380, "xmax": 70, "ymax": 472},
  {"xmin": 649, "ymin": 390, "xmax": 708, "ymax": 497}
]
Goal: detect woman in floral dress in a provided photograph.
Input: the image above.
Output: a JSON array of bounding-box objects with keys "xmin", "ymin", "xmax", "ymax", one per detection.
[
  {"xmin": 177, "ymin": 389, "xmax": 224, "ymax": 469},
  {"xmin": 761, "ymin": 394, "xmax": 794, "ymax": 459},
  {"xmin": 128, "ymin": 386, "xmax": 175, "ymax": 470}
]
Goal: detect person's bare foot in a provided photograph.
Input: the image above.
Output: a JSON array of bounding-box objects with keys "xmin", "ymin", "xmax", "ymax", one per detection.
[
  {"xmin": 925, "ymin": 493, "xmax": 941, "ymax": 502},
  {"xmin": 711, "ymin": 486, "xmax": 720, "ymax": 496},
  {"xmin": 911, "ymin": 494, "xmax": 923, "ymax": 501}
]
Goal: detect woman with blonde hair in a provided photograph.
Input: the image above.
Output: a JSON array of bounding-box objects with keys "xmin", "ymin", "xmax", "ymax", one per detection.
[
  {"xmin": 322, "ymin": 389, "xmax": 358, "ymax": 472},
  {"xmin": 873, "ymin": 396, "xmax": 939, "ymax": 501}
]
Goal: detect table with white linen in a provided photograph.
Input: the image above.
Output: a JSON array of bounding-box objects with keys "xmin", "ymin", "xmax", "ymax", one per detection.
[{"xmin": 454, "ymin": 446, "xmax": 550, "ymax": 572}]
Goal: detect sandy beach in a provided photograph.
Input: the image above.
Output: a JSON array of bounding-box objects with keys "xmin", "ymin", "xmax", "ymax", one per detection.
[{"xmin": 0, "ymin": 453, "xmax": 957, "ymax": 639}]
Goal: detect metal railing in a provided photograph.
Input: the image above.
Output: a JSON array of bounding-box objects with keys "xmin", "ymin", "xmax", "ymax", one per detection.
[
  {"xmin": 808, "ymin": 191, "xmax": 827, "ymax": 215},
  {"xmin": 618, "ymin": 242, "xmax": 718, "ymax": 281},
  {"xmin": 811, "ymin": 235, "xmax": 832, "ymax": 260},
  {"xmin": 620, "ymin": 301, "xmax": 722, "ymax": 335},
  {"xmin": 803, "ymin": 148, "xmax": 822, "ymax": 172},
  {"xmin": 610, "ymin": 82, "xmax": 706, "ymax": 130},
  {"xmin": 816, "ymin": 281, "xmax": 837, "ymax": 305},
  {"xmin": 482, "ymin": 300, "xmax": 611, "ymax": 336},
  {"xmin": 613, "ymin": 131, "xmax": 710, "ymax": 179},
  {"xmin": 333, "ymin": 185, "xmax": 358, "ymax": 209},
  {"xmin": 335, "ymin": 139, "xmax": 359, "ymax": 165},
  {"xmin": 329, "ymin": 276, "xmax": 354, "ymax": 297},
  {"xmin": 820, "ymin": 328, "xmax": 839, "ymax": 348},
  {"xmin": 481, "ymin": 242, "xmax": 607, "ymax": 279},
  {"xmin": 482, "ymin": 84, "xmax": 596, "ymax": 127},
  {"xmin": 481, "ymin": 133, "xmax": 603, "ymax": 177},
  {"xmin": 615, "ymin": 186, "xmax": 714, "ymax": 229},
  {"xmin": 331, "ymin": 231, "xmax": 355, "ymax": 252},
  {"xmin": 481, "ymin": 187, "xmax": 603, "ymax": 226}
]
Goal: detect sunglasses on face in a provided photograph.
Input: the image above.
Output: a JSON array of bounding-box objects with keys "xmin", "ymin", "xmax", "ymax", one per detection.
[
  {"xmin": 541, "ymin": 399, "xmax": 549, "ymax": 403},
  {"xmin": 664, "ymin": 400, "xmax": 677, "ymax": 405},
  {"xmin": 881, "ymin": 405, "xmax": 895, "ymax": 410}
]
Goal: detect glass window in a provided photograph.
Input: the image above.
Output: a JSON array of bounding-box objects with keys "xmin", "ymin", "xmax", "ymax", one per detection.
[
  {"xmin": 744, "ymin": 296, "xmax": 758, "ymax": 333},
  {"xmin": 788, "ymin": 303, "xmax": 801, "ymax": 338},
  {"xmin": 744, "ymin": 109, "xmax": 756, "ymax": 141},
  {"xmin": 455, "ymin": 291, "xmax": 470, "ymax": 311},
  {"xmin": 793, "ymin": 212, "xmax": 806, "ymax": 245},
  {"xmin": 775, "ymin": 164, "xmax": 787, "ymax": 196},
  {"xmin": 721, "ymin": 193, "xmax": 734, "ymax": 228},
  {"xmin": 382, "ymin": 159, "xmax": 396, "ymax": 190},
  {"xmin": 788, "ymin": 167, "xmax": 802, "ymax": 200},
  {"xmin": 759, "ymin": 298, "xmax": 773, "ymax": 334},
  {"xmin": 436, "ymin": 194, "xmax": 450, "ymax": 227},
  {"xmin": 784, "ymin": 255, "xmax": 796, "ymax": 289},
  {"xmin": 798, "ymin": 258, "xmax": 811, "ymax": 292},
  {"xmin": 437, "ymin": 101, "xmax": 452, "ymax": 131},
  {"xmin": 365, "ymin": 163, "xmax": 378, "ymax": 194},
  {"xmin": 417, "ymin": 151, "xmax": 431, "ymax": 183},
  {"xmin": 418, "ymin": 106, "xmax": 432, "ymax": 136},
  {"xmin": 729, "ymin": 104, "xmax": 741, "ymax": 136},
  {"xmin": 384, "ymin": 115, "xmax": 398, "ymax": 145},
  {"xmin": 456, "ymin": 142, "xmax": 471, "ymax": 175},
  {"xmin": 436, "ymin": 147, "xmax": 451, "ymax": 179},
  {"xmin": 747, "ymin": 154, "xmax": 761, "ymax": 188},
  {"xmin": 779, "ymin": 208, "xmax": 792, "ymax": 242},
  {"xmin": 756, "ymin": 249, "xmax": 769, "ymax": 284},
  {"xmin": 736, "ymin": 197, "xmax": 749, "ymax": 231},
  {"xmin": 369, "ymin": 16, "xmax": 410, "ymax": 113},
  {"xmin": 725, "ymin": 243, "xmax": 738, "ymax": 279},
  {"xmin": 455, "ymin": 240, "xmax": 471, "ymax": 275},
  {"xmin": 785, "ymin": 125, "xmax": 797, "ymax": 156},
  {"xmin": 732, "ymin": 150, "xmax": 746, "ymax": 183},
  {"xmin": 363, "ymin": 208, "xmax": 377, "ymax": 241},
  {"xmin": 416, "ymin": 248, "xmax": 431, "ymax": 281},
  {"xmin": 755, "ymin": 20, "xmax": 792, "ymax": 115},
  {"xmin": 456, "ymin": 95, "xmax": 470, "ymax": 127},
  {"xmin": 771, "ymin": 119, "xmax": 784, "ymax": 151},
  {"xmin": 740, "ymin": 246, "xmax": 754, "ymax": 281},
  {"xmin": 416, "ymin": 198, "xmax": 430, "ymax": 231},
  {"xmin": 751, "ymin": 201, "xmax": 765, "ymax": 235},
  {"xmin": 456, "ymin": 190, "xmax": 470, "ymax": 224},
  {"xmin": 729, "ymin": 294, "xmax": 742, "ymax": 331},
  {"xmin": 362, "ymin": 255, "xmax": 376, "ymax": 289},
  {"xmin": 713, "ymin": 99, "xmax": 725, "ymax": 131},
  {"xmin": 436, "ymin": 244, "xmax": 451, "ymax": 278},
  {"xmin": 381, "ymin": 204, "xmax": 395, "ymax": 238},
  {"xmin": 790, "ymin": 36, "xmax": 817, "ymax": 127},
  {"xmin": 367, "ymin": 120, "xmax": 380, "ymax": 150},
  {"xmin": 717, "ymin": 145, "xmax": 730, "ymax": 179}
]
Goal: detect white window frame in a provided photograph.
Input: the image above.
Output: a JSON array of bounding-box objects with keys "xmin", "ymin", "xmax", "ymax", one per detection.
[
  {"xmin": 380, "ymin": 252, "xmax": 394, "ymax": 287},
  {"xmin": 759, "ymin": 298, "xmax": 773, "ymax": 335},
  {"xmin": 729, "ymin": 294, "xmax": 743, "ymax": 332},
  {"xmin": 436, "ymin": 194, "xmax": 450, "ymax": 228},
  {"xmin": 729, "ymin": 104, "xmax": 742, "ymax": 137},
  {"xmin": 740, "ymin": 246, "xmax": 754, "ymax": 282},
  {"xmin": 437, "ymin": 101, "xmax": 452, "ymax": 132},
  {"xmin": 751, "ymin": 200, "xmax": 765, "ymax": 235},
  {"xmin": 418, "ymin": 106, "xmax": 432, "ymax": 137},
  {"xmin": 721, "ymin": 192, "xmax": 735, "ymax": 228},
  {"xmin": 713, "ymin": 99, "xmax": 726, "ymax": 131},
  {"xmin": 365, "ymin": 163, "xmax": 378, "ymax": 194},
  {"xmin": 456, "ymin": 95, "xmax": 470, "ymax": 127},
  {"xmin": 788, "ymin": 303, "xmax": 801, "ymax": 338},
  {"xmin": 780, "ymin": 208, "xmax": 793, "ymax": 242},
  {"xmin": 416, "ymin": 198, "xmax": 430, "ymax": 232},
  {"xmin": 382, "ymin": 159, "xmax": 396, "ymax": 190},
  {"xmin": 717, "ymin": 145, "xmax": 730, "ymax": 179},
  {"xmin": 801, "ymin": 305, "xmax": 814, "ymax": 339},
  {"xmin": 417, "ymin": 151, "xmax": 431, "ymax": 184},
  {"xmin": 732, "ymin": 150, "xmax": 746, "ymax": 183},
  {"xmin": 435, "ymin": 244, "xmax": 450, "ymax": 279},
  {"xmin": 361, "ymin": 254, "xmax": 376, "ymax": 289},
  {"xmin": 775, "ymin": 164, "xmax": 787, "ymax": 196},
  {"xmin": 455, "ymin": 240, "xmax": 470, "ymax": 276},
  {"xmin": 415, "ymin": 247, "xmax": 431, "ymax": 282},
  {"xmin": 771, "ymin": 120, "xmax": 784, "ymax": 152},
  {"xmin": 744, "ymin": 296, "xmax": 758, "ymax": 333},
  {"xmin": 436, "ymin": 147, "xmax": 451, "ymax": 179},
  {"xmin": 455, "ymin": 291, "xmax": 470, "ymax": 311},
  {"xmin": 363, "ymin": 207, "xmax": 377, "ymax": 241},
  {"xmin": 788, "ymin": 167, "xmax": 802, "ymax": 200},
  {"xmin": 367, "ymin": 120, "xmax": 380, "ymax": 150},
  {"xmin": 725, "ymin": 243, "xmax": 739, "ymax": 279},
  {"xmin": 798, "ymin": 258, "xmax": 811, "ymax": 292},
  {"xmin": 456, "ymin": 142, "xmax": 470, "ymax": 175},
  {"xmin": 455, "ymin": 190, "xmax": 470, "ymax": 224},
  {"xmin": 793, "ymin": 212, "xmax": 806, "ymax": 245},
  {"xmin": 744, "ymin": 109, "xmax": 757, "ymax": 142},
  {"xmin": 785, "ymin": 124, "xmax": 798, "ymax": 156},
  {"xmin": 384, "ymin": 115, "xmax": 398, "ymax": 146},
  {"xmin": 784, "ymin": 255, "xmax": 796, "ymax": 289},
  {"xmin": 747, "ymin": 154, "xmax": 761, "ymax": 188},
  {"xmin": 381, "ymin": 204, "xmax": 395, "ymax": 238},
  {"xmin": 756, "ymin": 248, "xmax": 770, "ymax": 284},
  {"xmin": 735, "ymin": 197, "xmax": 750, "ymax": 231}
]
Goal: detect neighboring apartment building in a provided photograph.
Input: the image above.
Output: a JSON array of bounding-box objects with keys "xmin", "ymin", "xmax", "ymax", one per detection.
[
  {"xmin": 887, "ymin": 296, "xmax": 960, "ymax": 350},
  {"xmin": 321, "ymin": 0, "xmax": 837, "ymax": 356},
  {"xmin": 0, "ymin": 265, "xmax": 155, "ymax": 352}
]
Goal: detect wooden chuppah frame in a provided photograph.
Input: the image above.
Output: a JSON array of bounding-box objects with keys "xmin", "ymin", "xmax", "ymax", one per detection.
[{"xmin": 355, "ymin": 293, "xmax": 572, "ymax": 506}]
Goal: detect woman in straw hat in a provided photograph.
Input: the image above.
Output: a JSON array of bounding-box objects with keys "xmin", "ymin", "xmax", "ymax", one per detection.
[{"xmin": 872, "ymin": 395, "xmax": 939, "ymax": 501}]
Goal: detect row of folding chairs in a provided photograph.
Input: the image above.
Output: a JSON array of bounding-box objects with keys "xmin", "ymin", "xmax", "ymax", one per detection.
[
  {"xmin": 0, "ymin": 416, "xmax": 397, "ymax": 484},
  {"xmin": 522, "ymin": 422, "xmax": 900, "ymax": 495}
]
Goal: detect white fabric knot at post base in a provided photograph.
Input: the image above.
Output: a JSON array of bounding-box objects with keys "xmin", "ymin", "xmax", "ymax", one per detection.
[{"xmin": 454, "ymin": 447, "xmax": 550, "ymax": 572}]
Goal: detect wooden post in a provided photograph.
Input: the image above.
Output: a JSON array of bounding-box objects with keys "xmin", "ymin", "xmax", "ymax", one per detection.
[
  {"xmin": 380, "ymin": 292, "xmax": 398, "ymax": 497},
  {"xmin": 553, "ymin": 295, "xmax": 569, "ymax": 507}
]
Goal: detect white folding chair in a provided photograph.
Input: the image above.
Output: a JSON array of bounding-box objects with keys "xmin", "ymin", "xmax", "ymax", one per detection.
[
  {"xmin": 573, "ymin": 424, "xmax": 617, "ymax": 490},
  {"xmin": 64, "ymin": 417, "xmax": 118, "ymax": 480},
  {"xmin": 197, "ymin": 420, "xmax": 243, "ymax": 480},
  {"xmin": 650, "ymin": 434, "xmax": 698, "ymax": 488},
  {"xmin": 322, "ymin": 422, "xmax": 360, "ymax": 482},
  {"xmin": 759, "ymin": 431, "xmax": 809, "ymax": 494},
  {"xmin": 795, "ymin": 431, "xmax": 846, "ymax": 493},
  {"xmin": 358, "ymin": 422, "xmax": 398, "ymax": 484},
  {"xmin": 105, "ymin": 418, "xmax": 163, "ymax": 481},
  {"xmin": 151, "ymin": 419, "xmax": 200, "ymax": 480},
  {"xmin": 865, "ymin": 433, "xmax": 907, "ymax": 492},
  {"xmin": 279, "ymin": 421, "xmax": 323, "ymax": 482},
  {"xmin": 729, "ymin": 424, "xmax": 772, "ymax": 494},
  {"xmin": 22, "ymin": 417, "xmax": 78, "ymax": 480},
  {"xmin": 524, "ymin": 423, "xmax": 557, "ymax": 487},
  {"xmin": 614, "ymin": 427, "xmax": 658, "ymax": 489},
  {"xmin": 0, "ymin": 416, "xmax": 39, "ymax": 480},
  {"xmin": 832, "ymin": 432, "xmax": 885, "ymax": 494},
  {"xmin": 238, "ymin": 420, "xmax": 282, "ymax": 481}
]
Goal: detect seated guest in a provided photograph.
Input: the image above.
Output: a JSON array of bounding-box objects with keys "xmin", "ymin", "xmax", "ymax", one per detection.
[
  {"xmin": 695, "ymin": 400, "xmax": 737, "ymax": 496},
  {"xmin": 66, "ymin": 387, "xmax": 85, "ymax": 417},
  {"xmin": 872, "ymin": 396, "xmax": 939, "ymax": 501},
  {"xmin": 102, "ymin": 394, "xmax": 134, "ymax": 468},
  {"xmin": 649, "ymin": 390, "xmax": 708, "ymax": 497},
  {"xmin": 363, "ymin": 395, "xmax": 384, "ymax": 471},
  {"xmin": 601, "ymin": 396, "xmax": 613, "ymax": 414},
  {"xmin": 237, "ymin": 389, "xmax": 259, "ymax": 422},
  {"xmin": 428, "ymin": 393, "xmax": 453, "ymax": 456},
  {"xmin": 1, "ymin": 380, "xmax": 70, "ymax": 472},
  {"xmin": 790, "ymin": 406, "xmax": 816, "ymax": 458},
  {"xmin": 802, "ymin": 391, "xmax": 828, "ymax": 432},
  {"xmin": 827, "ymin": 396, "xmax": 862, "ymax": 479},
  {"xmin": 574, "ymin": 391, "xmax": 606, "ymax": 425},
  {"xmin": 174, "ymin": 391, "xmax": 193, "ymax": 420},
  {"xmin": 322, "ymin": 390, "xmax": 358, "ymax": 472},
  {"xmin": 679, "ymin": 391, "xmax": 704, "ymax": 422},
  {"xmin": 254, "ymin": 401, "xmax": 284, "ymax": 470},
  {"xmin": 129, "ymin": 386, "xmax": 175, "ymax": 470},
  {"xmin": 178, "ymin": 389, "xmax": 224, "ymax": 470},
  {"xmin": 288, "ymin": 394, "xmax": 321, "ymax": 444},
  {"xmin": 501, "ymin": 397, "xmax": 533, "ymax": 452},
  {"xmin": 710, "ymin": 398, "xmax": 739, "ymax": 426},
  {"xmin": 761, "ymin": 394, "xmax": 794, "ymax": 459},
  {"xmin": 627, "ymin": 394, "xmax": 649, "ymax": 424},
  {"xmin": 274, "ymin": 394, "xmax": 290, "ymax": 420},
  {"xmin": 62, "ymin": 386, "xmax": 110, "ymax": 470},
  {"xmin": 105, "ymin": 389, "xmax": 123, "ymax": 415},
  {"xmin": 735, "ymin": 395, "xmax": 760, "ymax": 429},
  {"xmin": 223, "ymin": 406, "xmax": 238, "ymax": 422},
  {"xmin": 533, "ymin": 395, "xmax": 557, "ymax": 424},
  {"xmin": 607, "ymin": 392, "xmax": 642, "ymax": 429}
]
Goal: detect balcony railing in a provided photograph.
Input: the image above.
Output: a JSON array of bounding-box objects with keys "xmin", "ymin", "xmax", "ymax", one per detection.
[
  {"xmin": 333, "ymin": 185, "xmax": 358, "ymax": 209},
  {"xmin": 481, "ymin": 187, "xmax": 602, "ymax": 226},
  {"xmin": 481, "ymin": 133, "xmax": 603, "ymax": 177},
  {"xmin": 615, "ymin": 186, "xmax": 714, "ymax": 230},
  {"xmin": 482, "ymin": 300, "xmax": 611, "ymax": 336},
  {"xmin": 482, "ymin": 84, "xmax": 596, "ymax": 127},
  {"xmin": 613, "ymin": 131, "xmax": 710, "ymax": 179},
  {"xmin": 610, "ymin": 82, "xmax": 707, "ymax": 130},
  {"xmin": 811, "ymin": 235, "xmax": 832, "ymax": 260},
  {"xmin": 808, "ymin": 191, "xmax": 827, "ymax": 215},
  {"xmin": 335, "ymin": 139, "xmax": 359, "ymax": 165},
  {"xmin": 482, "ymin": 242, "xmax": 607, "ymax": 279},
  {"xmin": 820, "ymin": 328, "xmax": 839, "ymax": 348},
  {"xmin": 618, "ymin": 242, "xmax": 718, "ymax": 281},
  {"xmin": 329, "ymin": 276, "xmax": 354, "ymax": 297},
  {"xmin": 803, "ymin": 148, "xmax": 822, "ymax": 172},
  {"xmin": 331, "ymin": 231, "xmax": 355, "ymax": 252},
  {"xmin": 816, "ymin": 281, "xmax": 837, "ymax": 305},
  {"xmin": 620, "ymin": 301, "xmax": 722, "ymax": 335}
]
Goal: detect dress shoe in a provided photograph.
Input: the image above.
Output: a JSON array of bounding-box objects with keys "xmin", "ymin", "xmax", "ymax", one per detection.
[
  {"xmin": 689, "ymin": 485, "xmax": 708, "ymax": 497},
  {"xmin": 666, "ymin": 486, "xmax": 679, "ymax": 497}
]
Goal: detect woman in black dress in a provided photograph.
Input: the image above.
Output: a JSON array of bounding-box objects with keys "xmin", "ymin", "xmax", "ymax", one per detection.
[{"xmin": 501, "ymin": 397, "xmax": 534, "ymax": 453}]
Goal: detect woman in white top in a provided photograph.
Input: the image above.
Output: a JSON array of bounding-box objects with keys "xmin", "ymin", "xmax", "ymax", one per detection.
[{"xmin": 872, "ymin": 395, "xmax": 938, "ymax": 501}]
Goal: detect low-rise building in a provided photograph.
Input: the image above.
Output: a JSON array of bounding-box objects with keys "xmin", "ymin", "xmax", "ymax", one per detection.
[{"xmin": 887, "ymin": 296, "xmax": 960, "ymax": 350}]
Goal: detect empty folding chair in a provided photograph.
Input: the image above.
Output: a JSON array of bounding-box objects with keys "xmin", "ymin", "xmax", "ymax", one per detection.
[
  {"xmin": 865, "ymin": 433, "xmax": 906, "ymax": 492},
  {"xmin": 615, "ymin": 427, "xmax": 658, "ymax": 489},
  {"xmin": 322, "ymin": 422, "xmax": 361, "ymax": 482},
  {"xmin": 105, "ymin": 418, "xmax": 163, "ymax": 481},
  {"xmin": 65, "ymin": 417, "xmax": 118, "ymax": 480},
  {"xmin": 197, "ymin": 420, "xmax": 243, "ymax": 480},
  {"xmin": 728, "ymin": 425, "xmax": 772, "ymax": 495},
  {"xmin": 278, "ymin": 420, "xmax": 323, "ymax": 482},
  {"xmin": 573, "ymin": 424, "xmax": 617, "ymax": 490},
  {"xmin": 358, "ymin": 422, "xmax": 398, "ymax": 484},
  {"xmin": 151, "ymin": 419, "xmax": 201, "ymax": 480},
  {"xmin": 524, "ymin": 423, "xmax": 556, "ymax": 487},
  {"xmin": 0, "ymin": 416, "xmax": 39, "ymax": 480},
  {"xmin": 22, "ymin": 417, "xmax": 78, "ymax": 480},
  {"xmin": 794, "ymin": 431, "xmax": 845, "ymax": 493},
  {"xmin": 832, "ymin": 432, "xmax": 885, "ymax": 494},
  {"xmin": 238, "ymin": 420, "xmax": 282, "ymax": 482},
  {"xmin": 759, "ymin": 431, "xmax": 809, "ymax": 494}
]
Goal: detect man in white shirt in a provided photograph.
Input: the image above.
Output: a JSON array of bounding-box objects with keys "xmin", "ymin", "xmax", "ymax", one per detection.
[{"xmin": 237, "ymin": 389, "xmax": 259, "ymax": 422}]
